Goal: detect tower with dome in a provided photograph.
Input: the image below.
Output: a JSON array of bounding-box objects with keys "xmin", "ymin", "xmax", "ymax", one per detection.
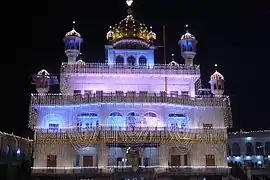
[{"xmin": 29, "ymin": 1, "xmax": 232, "ymax": 179}]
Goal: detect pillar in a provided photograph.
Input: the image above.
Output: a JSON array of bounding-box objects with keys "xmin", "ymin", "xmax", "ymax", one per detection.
[
  {"xmin": 159, "ymin": 143, "xmax": 169, "ymax": 166},
  {"xmin": 98, "ymin": 142, "xmax": 108, "ymax": 168}
]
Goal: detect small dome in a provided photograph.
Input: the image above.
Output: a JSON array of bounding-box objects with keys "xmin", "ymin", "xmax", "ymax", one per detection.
[
  {"xmin": 37, "ymin": 69, "xmax": 50, "ymax": 77},
  {"xmin": 65, "ymin": 29, "xmax": 81, "ymax": 37},
  {"xmin": 181, "ymin": 24, "xmax": 196, "ymax": 40},
  {"xmin": 65, "ymin": 21, "xmax": 81, "ymax": 37},
  {"xmin": 181, "ymin": 32, "xmax": 195, "ymax": 40},
  {"xmin": 211, "ymin": 71, "xmax": 224, "ymax": 80}
]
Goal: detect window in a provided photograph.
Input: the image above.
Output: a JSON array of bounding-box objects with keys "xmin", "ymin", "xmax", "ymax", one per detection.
[
  {"xmin": 232, "ymin": 143, "xmax": 241, "ymax": 156},
  {"xmin": 214, "ymin": 84, "xmax": 217, "ymax": 90},
  {"xmin": 139, "ymin": 56, "xmax": 147, "ymax": 65},
  {"xmin": 127, "ymin": 56, "xmax": 136, "ymax": 66},
  {"xmin": 74, "ymin": 90, "xmax": 81, "ymax": 95},
  {"xmin": 255, "ymin": 142, "xmax": 264, "ymax": 155},
  {"xmin": 218, "ymin": 85, "xmax": 222, "ymax": 90},
  {"xmin": 265, "ymin": 141, "xmax": 270, "ymax": 155},
  {"xmin": 84, "ymin": 90, "xmax": 92, "ymax": 95},
  {"xmin": 205, "ymin": 155, "xmax": 215, "ymax": 166},
  {"xmin": 181, "ymin": 91, "xmax": 189, "ymax": 96},
  {"xmin": 246, "ymin": 142, "xmax": 254, "ymax": 156},
  {"xmin": 49, "ymin": 124, "xmax": 59, "ymax": 130},
  {"xmin": 116, "ymin": 55, "xmax": 124, "ymax": 64}
]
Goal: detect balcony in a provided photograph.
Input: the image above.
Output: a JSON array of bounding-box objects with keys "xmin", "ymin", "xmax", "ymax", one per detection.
[
  {"xmin": 60, "ymin": 63, "xmax": 200, "ymax": 77},
  {"xmin": 30, "ymin": 92, "xmax": 230, "ymax": 107},
  {"xmin": 34, "ymin": 127, "xmax": 227, "ymax": 144},
  {"xmin": 31, "ymin": 166, "xmax": 231, "ymax": 176}
]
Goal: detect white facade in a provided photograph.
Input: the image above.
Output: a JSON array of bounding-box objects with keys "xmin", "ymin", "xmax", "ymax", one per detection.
[{"xmin": 30, "ymin": 1, "xmax": 232, "ymax": 179}]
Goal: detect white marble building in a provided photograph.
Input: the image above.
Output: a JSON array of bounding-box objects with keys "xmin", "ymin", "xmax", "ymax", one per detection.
[{"xmin": 29, "ymin": 1, "xmax": 232, "ymax": 179}]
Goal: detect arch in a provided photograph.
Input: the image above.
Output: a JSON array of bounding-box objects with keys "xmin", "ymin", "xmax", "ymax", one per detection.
[
  {"xmin": 107, "ymin": 112, "xmax": 125, "ymax": 127},
  {"xmin": 115, "ymin": 55, "xmax": 124, "ymax": 65},
  {"xmin": 138, "ymin": 56, "xmax": 147, "ymax": 65},
  {"xmin": 255, "ymin": 142, "xmax": 264, "ymax": 155},
  {"xmin": 232, "ymin": 143, "xmax": 241, "ymax": 156},
  {"xmin": 246, "ymin": 142, "xmax": 254, "ymax": 156},
  {"xmin": 77, "ymin": 112, "xmax": 99, "ymax": 128},
  {"xmin": 265, "ymin": 141, "xmax": 270, "ymax": 155},
  {"xmin": 127, "ymin": 56, "xmax": 136, "ymax": 66},
  {"xmin": 126, "ymin": 112, "xmax": 140, "ymax": 128},
  {"xmin": 167, "ymin": 113, "xmax": 188, "ymax": 129},
  {"xmin": 143, "ymin": 112, "xmax": 162, "ymax": 127}
]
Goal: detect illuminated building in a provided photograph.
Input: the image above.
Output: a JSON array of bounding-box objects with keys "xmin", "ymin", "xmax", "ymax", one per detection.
[
  {"xmin": 228, "ymin": 130, "xmax": 270, "ymax": 179},
  {"xmin": 29, "ymin": 1, "xmax": 232, "ymax": 179}
]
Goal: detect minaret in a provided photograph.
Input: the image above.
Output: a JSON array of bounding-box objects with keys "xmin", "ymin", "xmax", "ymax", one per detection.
[
  {"xmin": 63, "ymin": 21, "xmax": 83, "ymax": 63},
  {"xmin": 178, "ymin": 24, "xmax": 198, "ymax": 66},
  {"xmin": 209, "ymin": 64, "xmax": 225, "ymax": 97}
]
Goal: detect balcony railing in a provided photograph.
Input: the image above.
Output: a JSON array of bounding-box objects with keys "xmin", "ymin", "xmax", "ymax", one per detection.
[
  {"xmin": 31, "ymin": 166, "xmax": 231, "ymax": 176},
  {"xmin": 30, "ymin": 92, "xmax": 229, "ymax": 107},
  {"xmin": 34, "ymin": 127, "xmax": 227, "ymax": 144},
  {"xmin": 60, "ymin": 63, "xmax": 200, "ymax": 76}
]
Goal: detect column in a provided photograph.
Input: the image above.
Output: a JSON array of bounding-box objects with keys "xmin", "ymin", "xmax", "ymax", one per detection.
[
  {"xmin": 98, "ymin": 142, "xmax": 108, "ymax": 168},
  {"xmin": 180, "ymin": 155, "xmax": 185, "ymax": 166},
  {"xmin": 159, "ymin": 143, "xmax": 169, "ymax": 166}
]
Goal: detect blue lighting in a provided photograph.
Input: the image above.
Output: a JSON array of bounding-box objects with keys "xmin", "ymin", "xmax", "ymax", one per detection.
[{"xmin": 246, "ymin": 137, "xmax": 252, "ymax": 141}]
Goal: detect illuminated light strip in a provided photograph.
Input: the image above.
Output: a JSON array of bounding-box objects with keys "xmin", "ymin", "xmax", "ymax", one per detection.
[{"xmin": 32, "ymin": 165, "xmax": 231, "ymax": 170}]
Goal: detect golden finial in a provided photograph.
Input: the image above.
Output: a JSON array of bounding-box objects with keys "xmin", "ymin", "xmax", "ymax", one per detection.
[
  {"xmin": 73, "ymin": 21, "xmax": 75, "ymax": 29},
  {"xmin": 186, "ymin": 24, "xmax": 189, "ymax": 32}
]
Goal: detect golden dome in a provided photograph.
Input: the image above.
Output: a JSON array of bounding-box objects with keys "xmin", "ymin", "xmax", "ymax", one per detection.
[{"xmin": 106, "ymin": 9, "xmax": 156, "ymax": 45}]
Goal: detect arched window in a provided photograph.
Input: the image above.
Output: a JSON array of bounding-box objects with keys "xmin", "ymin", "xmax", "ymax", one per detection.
[
  {"xmin": 246, "ymin": 142, "xmax": 254, "ymax": 156},
  {"xmin": 115, "ymin": 55, "xmax": 124, "ymax": 65},
  {"xmin": 232, "ymin": 143, "xmax": 241, "ymax": 156},
  {"xmin": 255, "ymin": 142, "xmax": 264, "ymax": 155},
  {"xmin": 126, "ymin": 112, "xmax": 140, "ymax": 128},
  {"xmin": 143, "ymin": 112, "xmax": 161, "ymax": 127},
  {"xmin": 107, "ymin": 112, "xmax": 124, "ymax": 127},
  {"xmin": 77, "ymin": 113, "xmax": 99, "ymax": 128},
  {"xmin": 167, "ymin": 113, "xmax": 187, "ymax": 129},
  {"xmin": 139, "ymin": 56, "xmax": 147, "ymax": 65},
  {"xmin": 127, "ymin": 56, "xmax": 136, "ymax": 66},
  {"xmin": 265, "ymin": 141, "xmax": 270, "ymax": 155}
]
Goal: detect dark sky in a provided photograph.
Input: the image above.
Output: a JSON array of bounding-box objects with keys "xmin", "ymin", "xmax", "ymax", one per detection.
[{"xmin": 7, "ymin": 0, "xmax": 270, "ymax": 136}]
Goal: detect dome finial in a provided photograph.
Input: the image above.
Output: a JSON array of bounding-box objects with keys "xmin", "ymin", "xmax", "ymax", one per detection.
[
  {"xmin": 186, "ymin": 24, "xmax": 189, "ymax": 32},
  {"xmin": 73, "ymin": 21, "xmax": 76, "ymax": 29},
  {"xmin": 126, "ymin": 0, "xmax": 133, "ymax": 7},
  {"xmin": 214, "ymin": 64, "xmax": 218, "ymax": 71}
]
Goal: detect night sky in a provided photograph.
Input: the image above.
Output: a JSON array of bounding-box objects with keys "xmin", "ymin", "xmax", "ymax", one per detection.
[{"xmin": 8, "ymin": 0, "xmax": 270, "ymax": 136}]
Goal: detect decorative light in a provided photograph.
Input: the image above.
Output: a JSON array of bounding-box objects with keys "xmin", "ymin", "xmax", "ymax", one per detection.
[{"xmin": 126, "ymin": 0, "xmax": 133, "ymax": 7}]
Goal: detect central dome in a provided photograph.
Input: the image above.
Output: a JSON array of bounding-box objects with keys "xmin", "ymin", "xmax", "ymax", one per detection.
[{"xmin": 106, "ymin": 1, "xmax": 156, "ymax": 46}]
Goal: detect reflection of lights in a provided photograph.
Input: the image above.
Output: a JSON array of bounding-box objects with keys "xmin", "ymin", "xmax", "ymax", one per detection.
[
  {"xmin": 234, "ymin": 156, "xmax": 241, "ymax": 161},
  {"xmin": 257, "ymin": 161, "xmax": 262, "ymax": 165},
  {"xmin": 246, "ymin": 137, "xmax": 252, "ymax": 141},
  {"xmin": 16, "ymin": 149, "xmax": 20, "ymax": 155},
  {"xmin": 246, "ymin": 156, "xmax": 251, "ymax": 160}
]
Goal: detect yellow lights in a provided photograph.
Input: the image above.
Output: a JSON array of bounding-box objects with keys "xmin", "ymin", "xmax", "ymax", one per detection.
[{"xmin": 106, "ymin": 13, "xmax": 156, "ymax": 44}]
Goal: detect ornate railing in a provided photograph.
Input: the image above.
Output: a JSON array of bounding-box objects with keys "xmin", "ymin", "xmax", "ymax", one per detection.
[
  {"xmin": 34, "ymin": 127, "xmax": 227, "ymax": 144},
  {"xmin": 60, "ymin": 63, "xmax": 201, "ymax": 76},
  {"xmin": 31, "ymin": 93, "xmax": 229, "ymax": 107},
  {"xmin": 31, "ymin": 166, "xmax": 231, "ymax": 176}
]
